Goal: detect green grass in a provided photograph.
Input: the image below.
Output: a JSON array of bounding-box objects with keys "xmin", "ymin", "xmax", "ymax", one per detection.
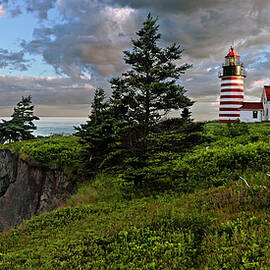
[
  {"xmin": 1, "ymin": 174, "xmax": 270, "ymax": 269},
  {"xmin": 1, "ymin": 123, "xmax": 270, "ymax": 268}
]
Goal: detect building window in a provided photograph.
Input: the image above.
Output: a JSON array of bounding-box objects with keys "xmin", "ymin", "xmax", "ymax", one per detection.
[{"xmin": 253, "ymin": 111, "xmax": 258, "ymax": 119}]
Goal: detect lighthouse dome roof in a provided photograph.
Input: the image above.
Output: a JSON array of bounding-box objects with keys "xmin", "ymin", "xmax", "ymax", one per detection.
[{"xmin": 225, "ymin": 47, "xmax": 240, "ymax": 58}]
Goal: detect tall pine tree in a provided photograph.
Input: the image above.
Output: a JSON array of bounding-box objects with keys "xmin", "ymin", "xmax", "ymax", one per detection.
[
  {"xmin": 110, "ymin": 13, "xmax": 193, "ymax": 150},
  {"xmin": 108, "ymin": 14, "xmax": 194, "ymax": 186},
  {"xmin": 76, "ymin": 14, "xmax": 194, "ymax": 183}
]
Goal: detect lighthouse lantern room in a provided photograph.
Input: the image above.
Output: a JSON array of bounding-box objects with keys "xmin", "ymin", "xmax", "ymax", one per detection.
[{"xmin": 218, "ymin": 47, "xmax": 246, "ymax": 123}]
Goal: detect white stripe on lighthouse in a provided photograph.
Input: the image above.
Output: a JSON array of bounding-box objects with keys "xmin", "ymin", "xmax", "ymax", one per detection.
[
  {"xmin": 221, "ymin": 79, "xmax": 244, "ymax": 84},
  {"xmin": 220, "ymin": 91, "xmax": 244, "ymax": 96},
  {"xmin": 220, "ymin": 104, "xmax": 243, "ymax": 108},
  {"xmin": 220, "ymin": 98, "xmax": 243, "ymax": 102},
  {"xmin": 219, "ymin": 117, "xmax": 239, "ymax": 121},
  {"xmin": 219, "ymin": 111, "xmax": 240, "ymax": 115},
  {"xmin": 221, "ymin": 86, "xmax": 244, "ymax": 90}
]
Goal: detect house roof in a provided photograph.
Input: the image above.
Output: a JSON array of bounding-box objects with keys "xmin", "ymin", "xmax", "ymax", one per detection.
[
  {"xmin": 239, "ymin": 102, "xmax": 263, "ymax": 110},
  {"xmin": 225, "ymin": 47, "xmax": 240, "ymax": 58},
  {"xmin": 264, "ymin": 86, "xmax": 270, "ymax": 101}
]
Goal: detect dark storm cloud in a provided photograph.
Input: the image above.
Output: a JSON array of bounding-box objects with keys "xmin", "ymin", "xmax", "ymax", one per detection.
[
  {"xmin": 111, "ymin": 0, "xmax": 227, "ymax": 14},
  {"xmin": 112, "ymin": 0, "xmax": 269, "ymax": 15}
]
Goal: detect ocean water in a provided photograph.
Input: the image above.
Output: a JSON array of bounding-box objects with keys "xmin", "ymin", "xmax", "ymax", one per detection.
[{"xmin": 1, "ymin": 117, "xmax": 88, "ymax": 137}]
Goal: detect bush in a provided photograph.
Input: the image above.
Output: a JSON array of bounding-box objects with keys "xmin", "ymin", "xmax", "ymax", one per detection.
[
  {"xmin": 172, "ymin": 141, "xmax": 270, "ymax": 191},
  {"xmin": 1, "ymin": 136, "xmax": 83, "ymax": 180}
]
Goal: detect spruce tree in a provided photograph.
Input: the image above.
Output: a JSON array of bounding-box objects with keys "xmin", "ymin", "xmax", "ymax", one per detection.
[
  {"xmin": 108, "ymin": 14, "xmax": 194, "ymax": 186},
  {"xmin": 75, "ymin": 88, "xmax": 114, "ymax": 174},
  {"xmin": 0, "ymin": 96, "xmax": 39, "ymax": 143},
  {"xmin": 110, "ymin": 13, "xmax": 193, "ymax": 147},
  {"xmin": 181, "ymin": 107, "xmax": 192, "ymax": 122},
  {"xmin": 76, "ymin": 14, "xmax": 194, "ymax": 183}
]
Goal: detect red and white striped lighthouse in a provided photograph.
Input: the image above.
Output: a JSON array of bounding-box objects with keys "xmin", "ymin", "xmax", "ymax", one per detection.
[{"xmin": 218, "ymin": 47, "xmax": 246, "ymax": 123}]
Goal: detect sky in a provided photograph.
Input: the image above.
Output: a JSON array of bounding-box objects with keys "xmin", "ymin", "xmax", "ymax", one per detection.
[{"xmin": 0, "ymin": 0, "xmax": 270, "ymax": 120}]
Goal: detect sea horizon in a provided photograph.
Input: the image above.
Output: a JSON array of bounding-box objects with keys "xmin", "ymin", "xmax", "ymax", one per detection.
[{"xmin": 0, "ymin": 117, "xmax": 88, "ymax": 137}]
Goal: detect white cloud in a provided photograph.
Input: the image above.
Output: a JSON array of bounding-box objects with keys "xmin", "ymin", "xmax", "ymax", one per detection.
[
  {"xmin": 0, "ymin": 5, "xmax": 6, "ymax": 17},
  {"xmin": 0, "ymin": 75, "xmax": 96, "ymax": 109}
]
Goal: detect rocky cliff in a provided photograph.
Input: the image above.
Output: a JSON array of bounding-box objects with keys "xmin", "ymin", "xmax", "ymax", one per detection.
[{"xmin": 0, "ymin": 148, "xmax": 74, "ymax": 232}]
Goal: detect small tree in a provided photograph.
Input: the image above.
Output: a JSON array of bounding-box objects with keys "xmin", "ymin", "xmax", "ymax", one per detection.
[
  {"xmin": 0, "ymin": 96, "xmax": 39, "ymax": 143},
  {"xmin": 75, "ymin": 88, "xmax": 115, "ymax": 175},
  {"xmin": 181, "ymin": 107, "xmax": 192, "ymax": 122}
]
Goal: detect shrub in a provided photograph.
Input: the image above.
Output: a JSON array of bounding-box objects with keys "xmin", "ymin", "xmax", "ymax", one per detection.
[{"xmin": 172, "ymin": 141, "xmax": 270, "ymax": 191}]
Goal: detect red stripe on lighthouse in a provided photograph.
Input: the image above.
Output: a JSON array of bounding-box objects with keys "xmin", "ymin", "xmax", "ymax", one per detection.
[
  {"xmin": 221, "ymin": 89, "xmax": 244, "ymax": 93},
  {"xmin": 221, "ymin": 83, "xmax": 244, "ymax": 87},
  {"xmin": 219, "ymin": 108, "xmax": 240, "ymax": 111},
  {"xmin": 220, "ymin": 101, "xmax": 243, "ymax": 105},
  {"xmin": 220, "ymin": 95, "xmax": 244, "ymax": 99},
  {"xmin": 219, "ymin": 114, "xmax": 240, "ymax": 117}
]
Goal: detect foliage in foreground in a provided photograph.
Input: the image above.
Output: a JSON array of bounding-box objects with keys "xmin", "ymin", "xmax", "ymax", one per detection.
[
  {"xmin": 0, "ymin": 123, "xmax": 270, "ymax": 268},
  {"xmin": 1, "ymin": 173, "xmax": 270, "ymax": 269}
]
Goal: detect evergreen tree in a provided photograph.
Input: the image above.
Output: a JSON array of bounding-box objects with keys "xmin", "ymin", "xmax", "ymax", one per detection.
[
  {"xmin": 181, "ymin": 107, "xmax": 192, "ymax": 122},
  {"xmin": 0, "ymin": 96, "xmax": 39, "ymax": 144},
  {"xmin": 75, "ymin": 88, "xmax": 114, "ymax": 174},
  {"xmin": 76, "ymin": 14, "xmax": 194, "ymax": 184},
  {"xmin": 110, "ymin": 13, "xmax": 193, "ymax": 148},
  {"xmin": 108, "ymin": 14, "xmax": 194, "ymax": 186}
]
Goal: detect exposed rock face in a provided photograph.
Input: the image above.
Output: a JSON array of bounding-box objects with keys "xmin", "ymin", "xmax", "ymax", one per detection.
[{"xmin": 0, "ymin": 149, "xmax": 74, "ymax": 232}]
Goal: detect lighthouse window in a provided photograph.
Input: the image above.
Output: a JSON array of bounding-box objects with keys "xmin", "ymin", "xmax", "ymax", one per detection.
[{"xmin": 253, "ymin": 111, "xmax": 258, "ymax": 119}]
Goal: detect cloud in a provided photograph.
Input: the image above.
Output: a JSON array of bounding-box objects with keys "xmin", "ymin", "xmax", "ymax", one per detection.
[
  {"xmin": 110, "ymin": 0, "xmax": 228, "ymax": 14},
  {"xmin": 0, "ymin": 75, "xmax": 96, "ymax": 107},
  {"xmin": 19, "ymin": 1, "xmax": 138, "ymax": 80},
  {"xmin": 0, "ymin": 49, "xmax": 29, "ymax": 71},
  {"xmin": 0, "ymin": 0, "xmax": 56, "ymax": 19},
  {"xmin": 17, "ymin": 0, "xmax": 270, "ymax": 82},
  {"xmin": 24, "ymin": 0, "xmax": 56, "ymax": 19},
  {"xmin": 0, "ymin": 4, "xmax": 6, "ymax": 17},
  {"xmin": 112, "ymin": 0, "xmax": 270, "ymax": 16}
]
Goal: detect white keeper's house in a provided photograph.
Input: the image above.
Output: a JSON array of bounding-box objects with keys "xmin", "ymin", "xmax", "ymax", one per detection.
[{"xmin": 218, "ymin": 47, "xmax": 270, "ymax": 123}]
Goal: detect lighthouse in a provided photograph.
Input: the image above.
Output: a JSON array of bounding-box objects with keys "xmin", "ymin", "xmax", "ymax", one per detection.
[{"xmin": 218, "ymin": 47, "xmax": 246, "ymax": 123}]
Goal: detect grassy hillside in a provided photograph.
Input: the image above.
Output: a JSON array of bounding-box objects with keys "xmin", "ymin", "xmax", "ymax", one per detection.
[{"xmin": 1, "ymin": 123, "xmax": 270, "ymax": 269}]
